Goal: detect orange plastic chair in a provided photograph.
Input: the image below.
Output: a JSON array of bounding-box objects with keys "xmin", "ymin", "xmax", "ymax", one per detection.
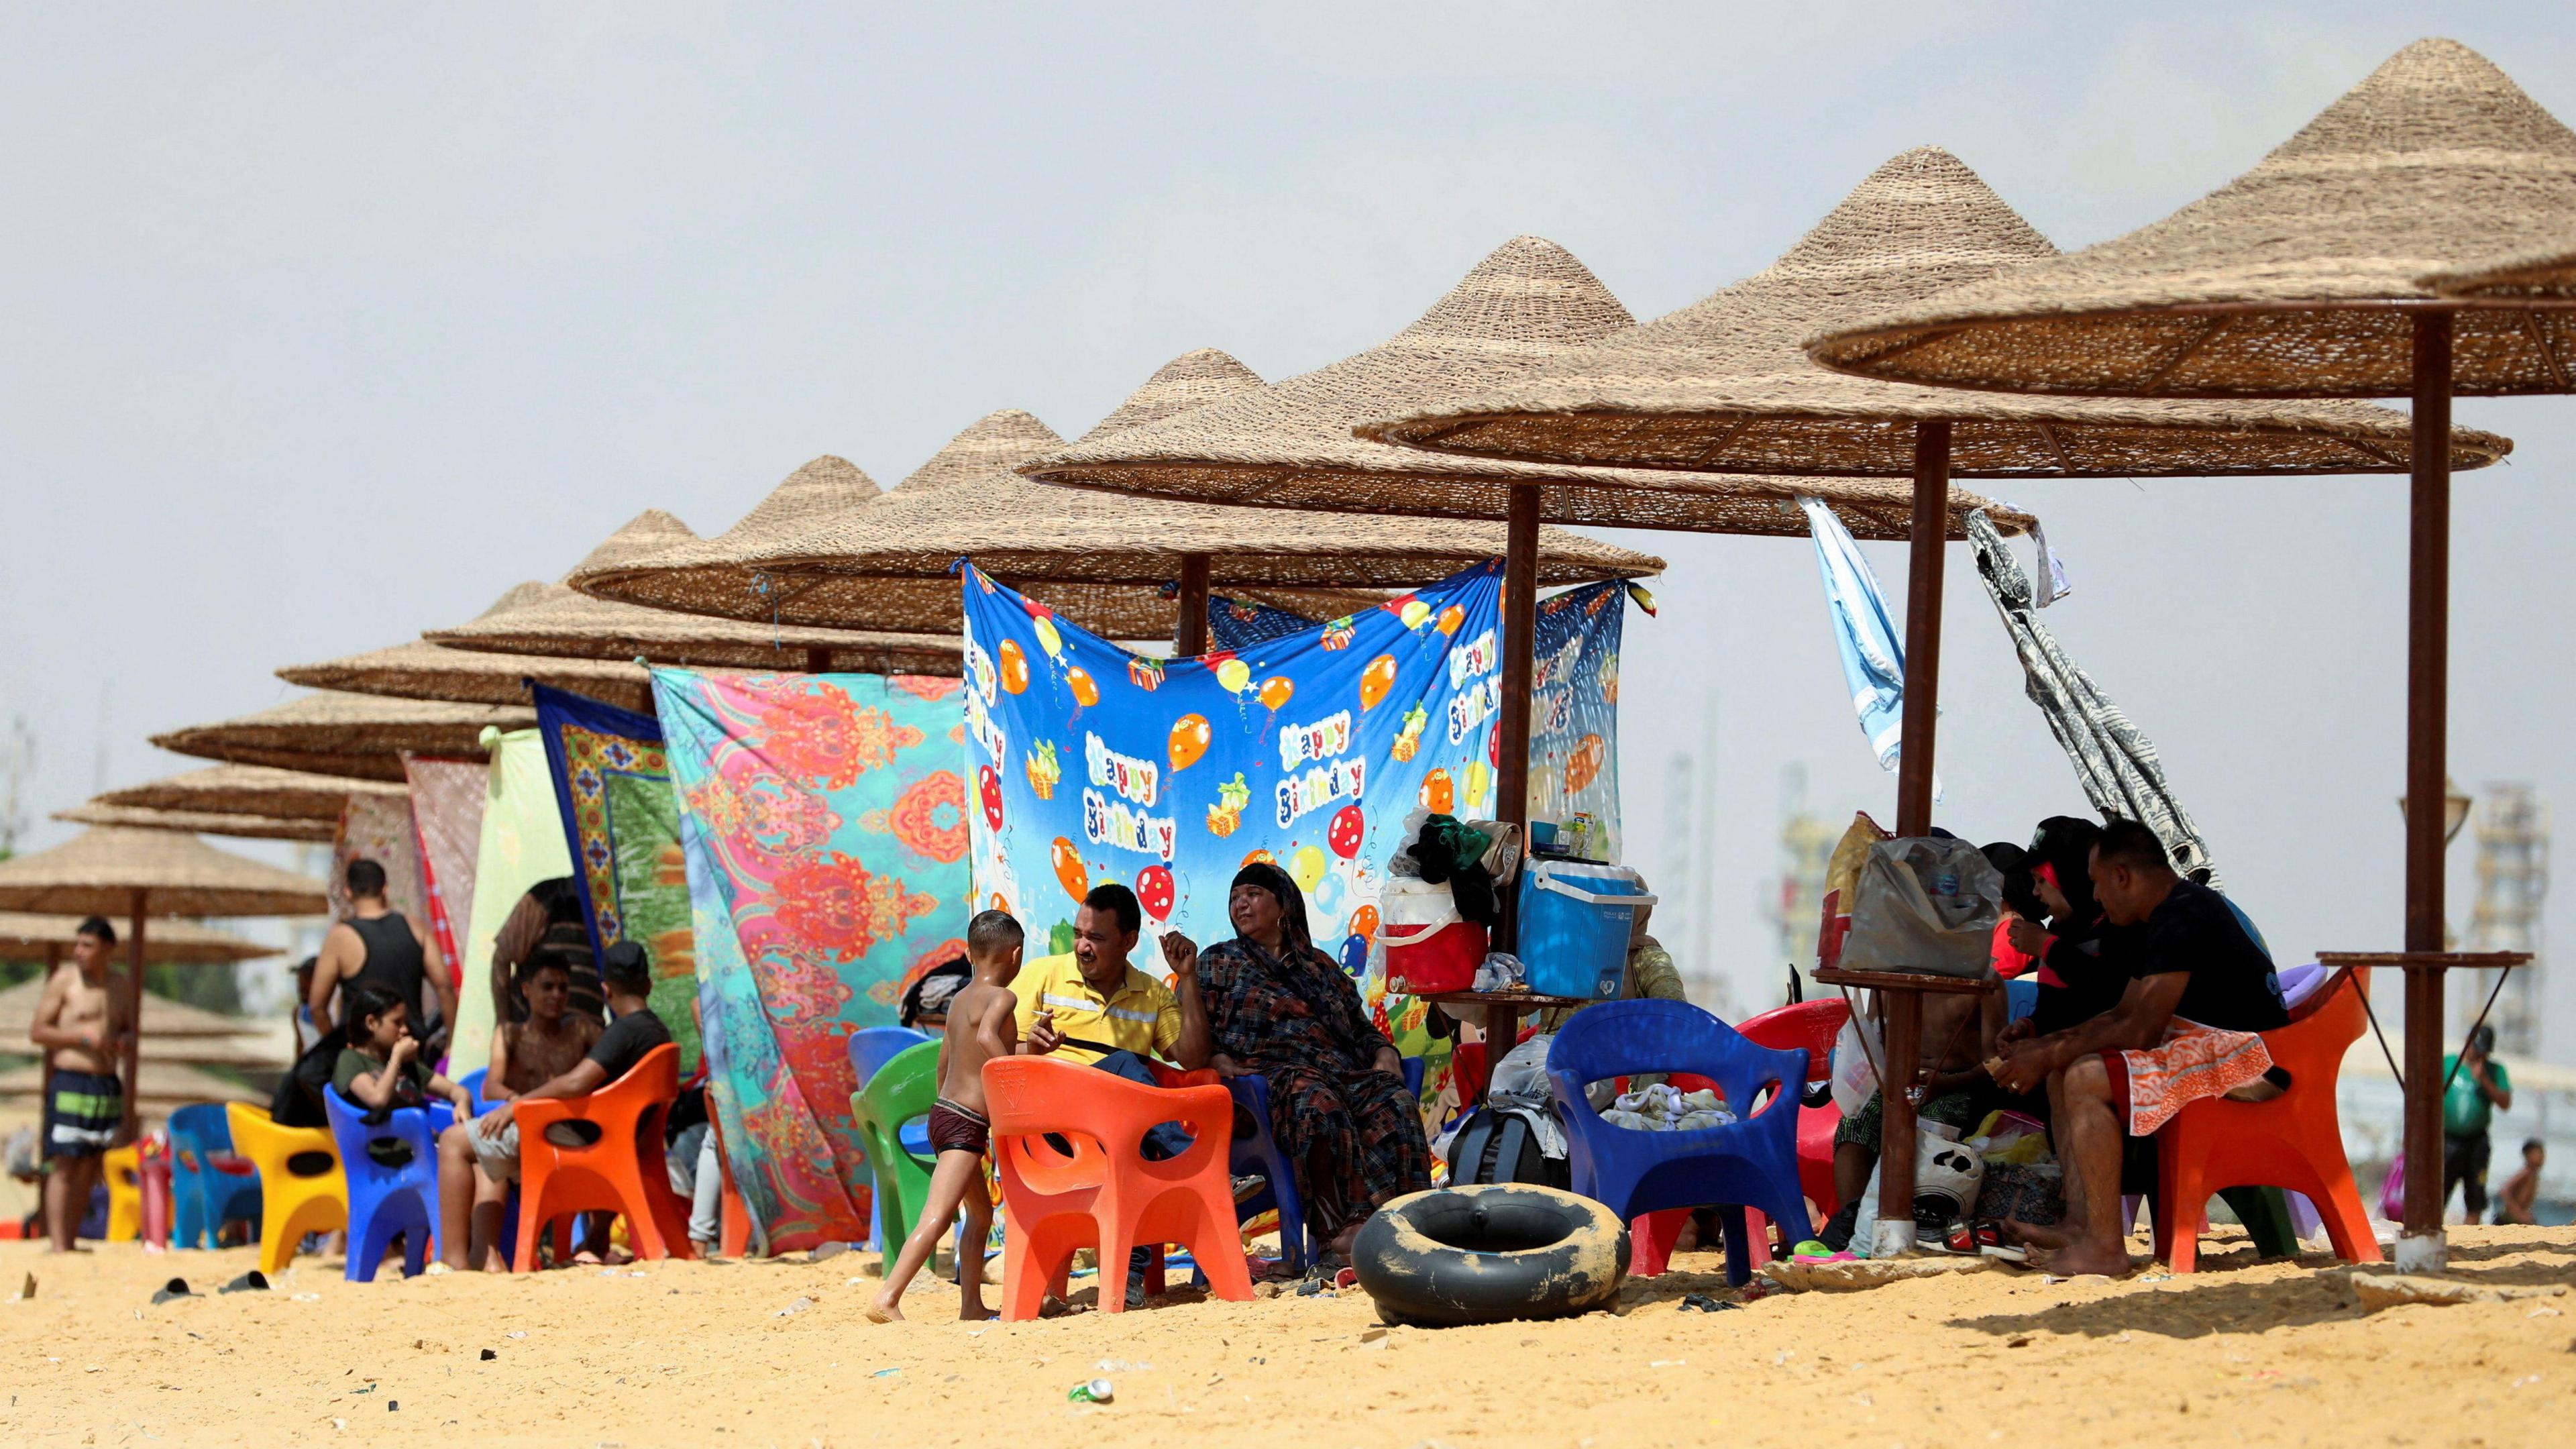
[
  {"xmin": 225, "ymin": 1103, "xmax": 350, "ymax": 1276},
  {"xmin": 983, "ymin": 1056, "xmax": 1254, "ymax": 1322},
  {"xmin": 2149, "ymin": 967, "xmax": 2383, "ymax": 1274},
  {"xmin": 511, "ymin": 1044, "xmax": 696, "ymax": 1271}
]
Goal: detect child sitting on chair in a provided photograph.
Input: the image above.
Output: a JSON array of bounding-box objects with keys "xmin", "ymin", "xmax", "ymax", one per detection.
[
  {"xmin": 333, "ymin": 982, "xmax": 474, "ymax": 1164},
  {"xmin": 870, "ymin": 910, "xmax": 1026, "ymax": 1323}
]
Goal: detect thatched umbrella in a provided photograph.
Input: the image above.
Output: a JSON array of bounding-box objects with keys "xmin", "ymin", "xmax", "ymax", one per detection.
[
  {"xmin": 0, "ymin": 827, "xmax": 327, "ymax": 1136},
  {"xmin": 0, "ymin": 914, "xmax": 280, "ymax": 969},
  {"xmin": 1806, "ymin": 40, "xmax": 2573, "ymax": 1271},
  {"xmin": 2422, "ymin": 244, "xmax": 2576, "ymax": 299},
  {"xmin": 575, "ymin": 350, "xmax": 1664, "ymax": 650},
  {"xmin": 278, "ymin": 598, "xmax": 659, "ymax": 713},
  {"xmin": 425, "ymin": 509, "xmax": 965, "ymax": 675},
  {"xmin": 91, "ymin": 763, "xmax": 407, "ymax": 824},
  {"xmin": 53, "ymin": 802, "xmax": 335, "ymax": 844},
  {"xmin": 152, "ymin": 691, "xmax": 532, "ymax": 782}
]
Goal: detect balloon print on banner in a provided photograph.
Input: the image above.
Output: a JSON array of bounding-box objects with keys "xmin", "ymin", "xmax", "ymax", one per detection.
[{"xmin": 960, "ymin": 561, "xmax": 1507, "ymax": 1028}]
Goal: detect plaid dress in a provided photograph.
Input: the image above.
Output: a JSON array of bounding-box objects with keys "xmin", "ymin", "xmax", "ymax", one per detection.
[{"xmin": 1199, "ymin": 935, "xmax": 1432, "ymax": 1241}]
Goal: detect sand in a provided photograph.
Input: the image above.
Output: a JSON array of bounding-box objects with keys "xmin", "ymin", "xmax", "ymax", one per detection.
[{"xmin": 3, "ymin": 1226, "xmax": 2571, "ymax": 1448}]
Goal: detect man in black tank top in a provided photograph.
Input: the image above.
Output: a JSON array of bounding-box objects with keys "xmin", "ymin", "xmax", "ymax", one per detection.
[{"xmin": 310, "ymin": 859, "xmax": 457, "ymax": 1055}]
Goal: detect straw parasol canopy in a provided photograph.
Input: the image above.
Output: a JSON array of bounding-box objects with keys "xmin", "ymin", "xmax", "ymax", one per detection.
[
  {"xmin": 0, "ymin": 828, "xmax": 329, "ymax": 920},
  {"xmin": 1807, "ymin": 42, "xmax": 2576, "ymax": 397},
  {"xmin": 574, "ymin": 354, "xmax": 1664, "ymax": 642},
  {"xmin": 427, "ymin": 508, "xmax": 965, "ymax": 674},
  {"xmin": 93, "ymin": 763, "xmax": 407, "ymax": 824},
  {"xmin": 0, "ymin": 914, "xmax": 280, "ymax": 967},
  {"xmin": 152, "ymin": 691, "xmax": 532, "ymax": 782},
  {"xmin": 1364, "ymin": 150, "xmax": 2504, "ymax": 476},
  {"xmin": 2423, "ymin": 243, "xmax": 2576, "ymax": 299},
  {"xmin": 1028, "ymin": 236, "xmax": 2037, "ymax": 534},
  {"xmin": 53, "ymin": 802, "xmax": 335, "ymax": 844},
  {"xmin": 277, "ymin": 582, "xmax": 659, "ymax": 712}
]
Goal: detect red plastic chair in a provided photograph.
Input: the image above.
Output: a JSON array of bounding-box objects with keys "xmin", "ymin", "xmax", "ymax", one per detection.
[
  {"xmin": 983, "ymin": 1056, "xmax": 1254, "ymax": 1321},
  {"xmin": 2149, "ymin": 967, "xmax": 2383, "ymax": 1274},
  {"xmin": 511, "ymin": 1044, "xmax": 696, "ymax": 1271}
]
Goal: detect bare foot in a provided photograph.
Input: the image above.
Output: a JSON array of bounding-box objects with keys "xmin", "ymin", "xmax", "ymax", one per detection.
[
  {"xmin": 2027, "ymin": 1234, "xmax": 2133, "ymax": 1277},
  {"xmin": 2001, "ymin": 1217, "xmax": 2070, "ymax": 1250},
  {"xmin": 958, "ymin": 1303, "xmax": 996, "ymax": 1322},
  {"xmin": 867, "ymin": 1291, "xmax": 904, "ymax": 1324}
]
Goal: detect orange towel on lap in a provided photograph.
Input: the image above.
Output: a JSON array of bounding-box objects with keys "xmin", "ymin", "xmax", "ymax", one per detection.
[{"xmin": 2117, "ymin": 1020, "xmax": 2273, "ymax": 1136}]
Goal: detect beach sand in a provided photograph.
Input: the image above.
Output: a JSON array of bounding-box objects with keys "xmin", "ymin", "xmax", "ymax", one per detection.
[{"xmin": 3, "ymin": 1226, "xmax": 2570, "ymax": 1447}]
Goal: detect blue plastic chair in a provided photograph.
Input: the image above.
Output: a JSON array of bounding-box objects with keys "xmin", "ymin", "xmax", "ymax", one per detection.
[
  {"xmin": 1546, "ymin": 1000, "xmax": 1811, "ymax": 1287},
  {"xmin": 321, "ymin": 1087, "xmax": 445, "ymax": 1281},
  {"xmin": 1226, "ymin": 1057, "xmax": 1421, "ymax": 1275},
  {"xmin": 167, "ymin": 1104, "xmax": 263, "ymax": 1251}
]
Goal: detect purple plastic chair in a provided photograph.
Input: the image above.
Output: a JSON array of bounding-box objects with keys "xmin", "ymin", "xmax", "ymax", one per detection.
[{"xmin": 1546, "ymin": 999, "xmax": 1811, "ymax": 1286}]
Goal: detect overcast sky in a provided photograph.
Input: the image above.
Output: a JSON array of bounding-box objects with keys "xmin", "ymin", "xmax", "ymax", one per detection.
[{"xmin": 7, "ymin": 4, "xmax": 2574, "ymax": 1054}]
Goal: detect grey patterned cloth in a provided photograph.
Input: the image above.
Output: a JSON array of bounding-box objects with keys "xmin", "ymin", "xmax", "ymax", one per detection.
[{"xmin": 1967, "ymin": 509, "xmax": 2220, "ymax": 888}]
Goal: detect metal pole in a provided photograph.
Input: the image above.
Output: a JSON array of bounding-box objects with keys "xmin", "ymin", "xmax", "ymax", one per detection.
[
  {"xmin": 123, "ymin": 888, "xmax": 146, "ymax": 1144},
  {"xmin": 1175, "ymin": 553, "xmax": 1212, "ymax": 657},
  {"xmin": 2398, "ymin": 311, "xmax": 2454, "ymax": 1273},
  {"xmin": 1875, "ymin": 419, "xmax": 1951, "ymax": 1255},
  {"xmin": 1487, "ymin": 488, "xmax": 1544, "ymax": 1061}
]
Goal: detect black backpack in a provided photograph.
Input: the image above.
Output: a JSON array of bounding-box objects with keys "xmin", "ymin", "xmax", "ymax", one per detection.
[{"xmin": 1444, "ymin": 1106, "xmax": 1570, "ymax": 1189}]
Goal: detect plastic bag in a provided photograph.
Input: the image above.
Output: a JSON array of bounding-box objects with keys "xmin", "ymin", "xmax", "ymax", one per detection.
[
  {"xmin": 1829, "ymin": 1011, "xmax": 1883, "ymax": 1117},
  {"xmin": 1837, "ymin": 837, "xmax": 2004, "ymax": 977}
]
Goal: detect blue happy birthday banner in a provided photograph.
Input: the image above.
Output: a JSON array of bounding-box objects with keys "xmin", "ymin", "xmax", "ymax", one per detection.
[{"xmin": 960, "ymin": 562, "xmax": 1507, "ymax": 1010}]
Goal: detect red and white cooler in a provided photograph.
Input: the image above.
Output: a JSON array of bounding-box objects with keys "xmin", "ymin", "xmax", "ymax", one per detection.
[{"xmin": 1380, "ymin": 877, "xmax": 1486, "ymax": 996}]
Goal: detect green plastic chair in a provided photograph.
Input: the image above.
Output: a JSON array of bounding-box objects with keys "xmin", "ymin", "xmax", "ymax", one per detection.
[{"xmin": 850, "ymin": 1039, "xmax": 942, "ymax": 1270}]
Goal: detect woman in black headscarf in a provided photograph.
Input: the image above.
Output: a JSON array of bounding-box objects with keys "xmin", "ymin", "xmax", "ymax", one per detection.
[
  {"xmin": 1999, "ymin": 816, "xmax": 2121, "ymax": 1039},
  {"xmin": 1195, "ymin": 861, "xmax": 1433, "ymax": 1260}
]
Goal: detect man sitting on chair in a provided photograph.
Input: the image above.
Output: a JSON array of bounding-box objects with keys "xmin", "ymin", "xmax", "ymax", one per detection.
[
  {"xmin": 435, "ymin": 941, "xmax": 669, "ymax": 1270},
  {"xmin": 1990, "ymin": 818, "xmax": 2289, "ymax": 1277}
]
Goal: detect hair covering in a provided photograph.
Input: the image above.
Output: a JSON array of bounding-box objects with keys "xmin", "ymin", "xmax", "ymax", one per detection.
[
  {"xmin": 2027, "ymin": 816, "xmax": 2103, "ymax": 925},
  {"xmin": 600, "ymin": 940, "xmax": 651, "ymax": 991},
  {"xmin": 1230, "ymin": 861, "xmax": 1316, "ymax": 958},
  {"xmin": 901, "ymin": 959, "xmax": 972, "ymax": 1028}
]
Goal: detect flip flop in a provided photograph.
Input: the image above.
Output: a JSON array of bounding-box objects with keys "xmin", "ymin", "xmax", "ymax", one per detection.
[
  {"xmin": 219, "ymin": 1271, "xmax": 270, "ymax": 1294},
  {"xmin": 150, "ymin": 1277, "xmax": 194, "ymax": 1305}
]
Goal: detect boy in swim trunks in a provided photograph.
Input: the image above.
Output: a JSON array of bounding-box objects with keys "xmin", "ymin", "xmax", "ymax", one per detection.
[
  {"xmin": 871, "ymin": 910, "xmax": 1025, "ymax": 1323},
  {"xmin": 30, "ymin": 918, "xmax": 133, "ymax": 1252}
]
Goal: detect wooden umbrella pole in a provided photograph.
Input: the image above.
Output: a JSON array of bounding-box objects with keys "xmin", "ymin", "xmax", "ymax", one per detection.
[
  {"xmin": 1175, "ymin": 553, "xmax": 1212, "ymax": 657},
  {"xmin": 123, "ymin": 888, "xmax": 147, "ymax": 1143},
  {"xmin": 2398, "ymin": 310, "xmax": 2455, "ymax": 1272},
  {"xmin": 1875, "ymin": 419, "xmax": 1953, "ymax": 1254},
  {"xmin": 1486, "ymin": 488, "xmax": 1544, "ymax": 1055},
  {"xmin": 804, "ymin": 646, "xmax": 832, "ymax": 674}
]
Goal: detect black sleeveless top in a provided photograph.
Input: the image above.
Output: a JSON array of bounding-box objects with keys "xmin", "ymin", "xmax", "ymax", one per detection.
[{"xmin": 347, "ymin": 912, "xmax": 429, "ymax": 1022}]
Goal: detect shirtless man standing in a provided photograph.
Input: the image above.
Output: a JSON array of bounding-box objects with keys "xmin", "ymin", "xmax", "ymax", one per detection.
[
  {"xmin": 433, "ymin": 957, "xmax": 600, "ymax": 1270},
  {"xmin": 28, "ymin": 918, "xmax": 133, "ymax": 1252}
]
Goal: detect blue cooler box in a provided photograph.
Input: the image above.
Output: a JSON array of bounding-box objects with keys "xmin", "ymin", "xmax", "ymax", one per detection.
[{"xmin": 1517, "ymin": 860, "xmax": 1656, "ymax": 1000}]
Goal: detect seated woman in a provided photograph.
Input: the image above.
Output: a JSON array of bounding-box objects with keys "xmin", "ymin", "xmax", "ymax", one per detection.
[{"xmin": 1196, "ymin": 863, "xmax": 1432, "ymax": 1263}]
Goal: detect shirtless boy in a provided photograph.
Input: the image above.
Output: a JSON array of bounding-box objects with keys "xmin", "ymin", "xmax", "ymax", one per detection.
[
  {"xmin": 871, "ymin": 910, "xmax": 1024, "ymax": 1323},
  {"xmin": 436, "ymin": 957, "xmax": 602, "ymax": 1267},
  {"xmin": 1820, "ymin": 975, "xmax": 2004, "ymax": 1250},
  {"xmin": 28, "ymin": 918, "xmax": 134, "ymax": 1252}
]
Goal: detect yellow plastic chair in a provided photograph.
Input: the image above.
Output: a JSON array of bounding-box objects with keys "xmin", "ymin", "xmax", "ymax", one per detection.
[
  {"xmin": 225, "ymin": 1104, "xmax": 349, "ymax": 1275},
  {"xmin": 103, "ymin": 1144, "xmax": 144, "ymax": 1242}
]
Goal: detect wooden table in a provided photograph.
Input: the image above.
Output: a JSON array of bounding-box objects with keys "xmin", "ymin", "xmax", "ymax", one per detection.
[
  {"xmin": 2315, "ymin": 949, "xmax": 2528, "ymax": 1271},
  {"xmin": 1812, "ymin": 965, "xmax": 2000, "ymax": 1255},
  {"xmin": 1410, "ymin": 989, "xmax": 1592, "ymax": 1103}
]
